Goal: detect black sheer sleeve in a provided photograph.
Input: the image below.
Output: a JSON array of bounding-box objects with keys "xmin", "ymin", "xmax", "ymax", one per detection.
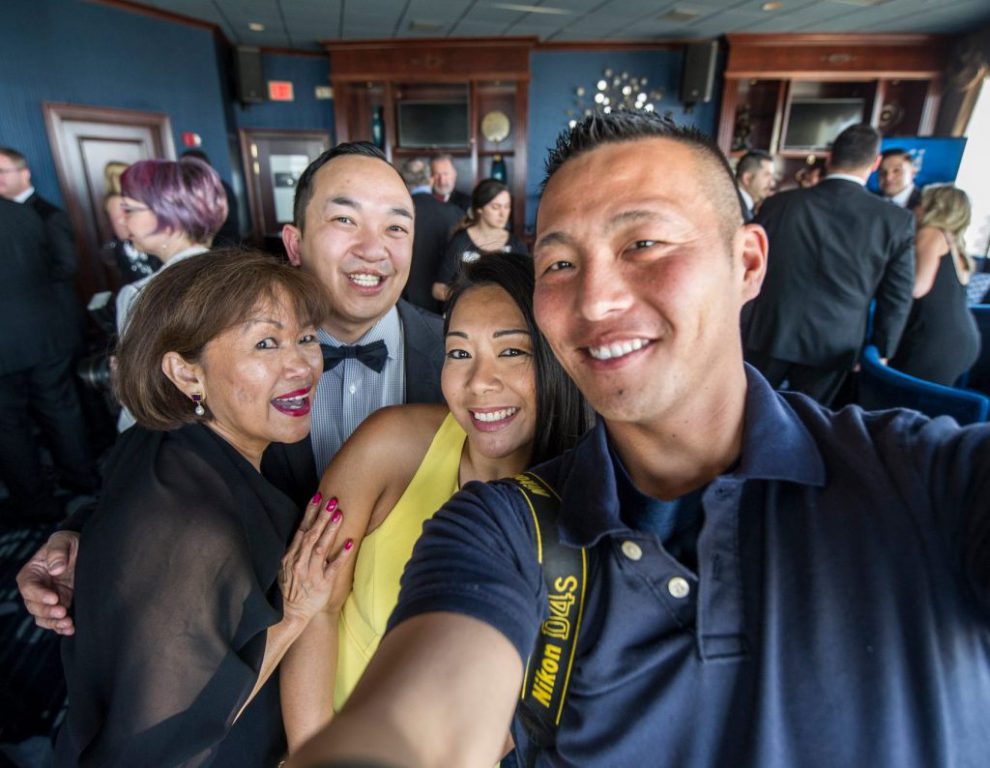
[{"xmin": 57, "ymin": 425, "xmax": 288, "ymax": 768}]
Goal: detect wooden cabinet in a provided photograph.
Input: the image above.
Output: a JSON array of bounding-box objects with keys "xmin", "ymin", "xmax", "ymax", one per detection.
[
  {"xmin": 326, "ymin": 39, "xmax": 532, "ymax": 235},
  {"xmin": 718, "ymin": 34, "xmax": 948, "ymax": 186}
]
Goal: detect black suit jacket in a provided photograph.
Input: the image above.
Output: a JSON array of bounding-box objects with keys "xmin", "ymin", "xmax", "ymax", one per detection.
[
  {"xmin": 25, "ymin": 192, "xmax": 85, "ymax": 353},
  {"xmin": 404, "ymin": 193, "xmax": 462, "ymax": 313},
  {"xmin": 875, "ymin": 185, "xmax": 922, "ymax": 212},
  {"xmin": 261, "ymin": 299, "xmax": 445, "ymax": 508},
  {"xmin": 0, "ymin": 199, "xmax": 70, "ymax": 374},
  {"xmin": 745, "ymin": 178, "xmax": 916, "ymax": 370},
  {"xmin": 446, "ymin": 188, "xmax": 472, "ymax": 214}
]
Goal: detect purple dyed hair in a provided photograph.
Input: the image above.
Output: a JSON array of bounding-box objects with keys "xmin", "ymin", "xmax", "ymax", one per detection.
[{"xmin": 120, "ymin": 158, "xmax": 228, "ymax": 244}]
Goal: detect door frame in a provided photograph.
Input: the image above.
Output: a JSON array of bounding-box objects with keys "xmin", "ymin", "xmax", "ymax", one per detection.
[
  {"xmin": 238, "ymin": 129, "xmax": 331, "ymax": 242},
  {"xmin": 43, "ymin": 102, "xmax": 175, "ymax": 298}
]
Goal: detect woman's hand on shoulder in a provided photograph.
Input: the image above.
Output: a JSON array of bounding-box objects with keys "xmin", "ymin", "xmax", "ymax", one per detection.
[{"xmin": 279, "ymin": 492, "xmax": 355, "ymax": 626}]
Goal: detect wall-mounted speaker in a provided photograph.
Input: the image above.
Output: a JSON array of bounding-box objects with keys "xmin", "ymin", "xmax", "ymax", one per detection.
[
  {"xmin": 233, "ymin": 46, "xmax": 265, "ymax": 105},
  {"xmin": 679, "ymin": 41, "xmax": 719, "ymax": 106}
]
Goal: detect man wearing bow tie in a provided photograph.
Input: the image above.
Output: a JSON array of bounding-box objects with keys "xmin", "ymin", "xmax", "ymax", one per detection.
[
  {"xmin": 18, "ymin": 143, "xmax": 446, "ymax": 634},
  {"xmin": 268, "ymin": 142, "xmax": 446, "ymax": 508}
]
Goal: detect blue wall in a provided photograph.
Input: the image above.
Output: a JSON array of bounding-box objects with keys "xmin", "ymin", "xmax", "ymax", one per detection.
[
  {"xmin": 525, "ymin": 49, "xmax": 721, "ymax": 231},
  {"xmin": 233, "ymin": 53, "xmax": 335, "ymax": 137},
  {"xmin": 0, "ymin": 0, "xmax": 232, "ymax": 207},
  {"xmin": 0, "ymin": 0, "xmax": 334, "ymax": 231}
]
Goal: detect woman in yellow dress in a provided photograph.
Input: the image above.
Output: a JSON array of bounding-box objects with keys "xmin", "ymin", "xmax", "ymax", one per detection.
[{"xmin": 281, "ymin": 252, "xmax": 591, "ymax": 747}]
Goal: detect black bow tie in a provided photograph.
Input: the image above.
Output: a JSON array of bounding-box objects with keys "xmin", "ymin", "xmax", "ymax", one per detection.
[{"xmin": 321, "ymin": 340, "xmax": 388, "ymax": 373}]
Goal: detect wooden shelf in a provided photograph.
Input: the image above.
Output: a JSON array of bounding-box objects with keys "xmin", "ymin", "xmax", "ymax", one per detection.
[
  {"xmin": 327, "ymin": 40, "xmax": 532, "ymax": 236},
  {"xmin": 717, "ymin": 35, "xmax": 947, "ymax": 156}
]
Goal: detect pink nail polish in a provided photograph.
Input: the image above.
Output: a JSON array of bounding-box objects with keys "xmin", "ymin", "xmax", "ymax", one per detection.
[
  {"xmin": 331, "ymin": 508, "xmax": 343, "ymax": 524},
  {"xmin": 344, "ymin": 538, "xmax": 354, "ymax": 551},
  {"xmin": 325, "ymin": 497, "xmax": 338, "ymax": 513},
  {"xmin": 310, "ymin": 491, "xmax": 322, "ymax": 506}
]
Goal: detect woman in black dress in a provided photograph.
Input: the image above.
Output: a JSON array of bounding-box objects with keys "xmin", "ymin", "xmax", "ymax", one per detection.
[
  {"xmin": 434, "ymin": 179, "xmax": 528, "ymax": 302},
  {"xmin": 55, "ymin": 250, "xmax": 354, "ymax": 767},
  {"xmin": 890, "ymin": 184, "xmax": 980, "ymax": 386}
]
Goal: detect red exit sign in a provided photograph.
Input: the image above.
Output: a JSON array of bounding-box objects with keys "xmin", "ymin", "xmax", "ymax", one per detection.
[{"xmin": 268, "ymin": 81, "xmax": 294, "ymax": 101}]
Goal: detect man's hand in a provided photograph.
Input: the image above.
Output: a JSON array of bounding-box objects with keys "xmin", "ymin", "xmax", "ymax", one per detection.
[{"xmin": 16, "ymin": 531, "xmax": 80, "ymax": 635}]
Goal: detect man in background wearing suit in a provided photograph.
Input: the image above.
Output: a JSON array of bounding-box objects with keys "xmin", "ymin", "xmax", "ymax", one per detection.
[
  {"xmin": 267, "ymin": 142, "xmax": 446, "ymax": 508},
  {"xmin": 430, "ymin": 154, "xmax": 471, "ymax": 213},
  {"xmin": 877, "ymin": 147, "xmax": 922, "ymax": 210},
  {"xmin": 735, "ymin": 149, "xmax": 777, "ymax": 221},
  {"xmin": 0, "ymin": 147, "xmax": 86, "ymax": 356},
  {"xmin": 400, "ymin": 157, "xmax": 461, "ymax": 314},
  {"xmin": 0, "ymin": 199, "xmax": 96, "ymax": 526},
  {"xmin": 744, "ymin": 124, "xmax": 916, "ymax": 406}
]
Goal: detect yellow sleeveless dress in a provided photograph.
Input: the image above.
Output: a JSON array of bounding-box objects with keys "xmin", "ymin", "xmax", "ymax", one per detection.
[{"xmin": 334, "ymin": 412, "xmax": 465, "ymax": 710}]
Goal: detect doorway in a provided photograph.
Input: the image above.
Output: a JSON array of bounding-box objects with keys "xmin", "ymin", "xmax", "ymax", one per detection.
[
  {"xmin": 238, "ymin": 129, "xmax": 331, "ymax": 247},
  {"xmin": 43, "ymin": 102, "xmax": 175, "ymax": 300}
]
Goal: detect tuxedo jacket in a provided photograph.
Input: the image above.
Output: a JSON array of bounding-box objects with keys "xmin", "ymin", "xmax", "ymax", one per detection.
[
  {"xmin": 404, "ymin": 193, "xmax": 462, "ymax": 313},
  {"xmin": 26, "ymin": 192, "xmax": 85, "ymax": 352},
  {"xmin": 745, "ymin": 178, "xmax": 916, "ymax": 371},
  {"xmin": 875, "ymin": 185, "xmax": 922, "ymax": 212},
  {"xmin": 261, "ymin": 300, "xmax": 445, "ymax": 508},
  {"xmin": 0, "ymin": 199, "xmax": 69, "ymax": 374},
  {"xmin": 446, "ymin": 189, "xmax": 472, "ymax": 214}
]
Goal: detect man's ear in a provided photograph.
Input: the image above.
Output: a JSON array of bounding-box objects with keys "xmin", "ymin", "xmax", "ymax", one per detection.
[
  {"xmin": 161, "ymin": 351, "xmax": 205, "ymax": 399},
  {"xmin": 736, "ymin": 223, "xmax": 768, "ymax": 303},
  {"xmin": 282, "ymin": 224, "xmax": 304, "ymax": 267},
  {"xmin": 869, "ymin": 155, "xmax": 882, "ymax": 173}
]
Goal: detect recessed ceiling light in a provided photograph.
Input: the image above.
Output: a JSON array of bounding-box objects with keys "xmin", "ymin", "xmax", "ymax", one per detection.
[
  {"xmin": 490, "ymin": 3, "xmax": 571, "ymax": 14},
  {"xmin": 762, "ymin": 1, "xmax": 783, "ymax": 10},
  {"xmin": 660, "ymin": 8, "xmax": 701, "ymax": 23},
  {"xmin": 248, "ymin": 22, "xmax": 265, "ymax": 32},
  {"xmin": 408, "ymin": 20, "xmax": 445, "ymax": 32}
]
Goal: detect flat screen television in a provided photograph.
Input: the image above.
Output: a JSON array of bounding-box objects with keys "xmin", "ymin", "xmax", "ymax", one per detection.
[
  {"xmin": 783, "ymin": 98, "xmax": 865, "ymax": 151},
  {"xmin": 396, "ymin": 101, "xmax": 469, "ymax": 148}
]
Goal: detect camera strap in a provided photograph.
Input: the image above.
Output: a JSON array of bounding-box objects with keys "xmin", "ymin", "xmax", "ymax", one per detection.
[{"xmin": 509, "ymin": 471, "xmax": 587, "ymax": 767}]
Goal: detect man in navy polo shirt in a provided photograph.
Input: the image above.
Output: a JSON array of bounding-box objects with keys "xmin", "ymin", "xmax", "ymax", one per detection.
[{"xmin": 313, "ymin": 113, "xmax": 990, "ymax": 767}]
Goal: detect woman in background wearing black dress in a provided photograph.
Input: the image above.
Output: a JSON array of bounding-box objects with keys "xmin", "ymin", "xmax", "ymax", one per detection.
[
  {"xmin": 890, "ymin": 184, "xmax": 980, "ymax": 386},
  {"xmin": 433, "ymin": 179, "xmax": 528, "ymax": 303},
  {"xmin": 55, "ymin": 250, "xmax": 354, "ymax": 767}
]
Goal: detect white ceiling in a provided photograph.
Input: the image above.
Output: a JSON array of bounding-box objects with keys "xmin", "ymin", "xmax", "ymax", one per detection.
[{"xmin": 124, "ymin": 0, "xmax": 990, "ymax": 50}]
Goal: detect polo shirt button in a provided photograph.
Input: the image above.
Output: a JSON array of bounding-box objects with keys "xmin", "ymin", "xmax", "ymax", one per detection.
[
  {"xmin": 667, "ymin": 576, "xmax": 690, "ymax": 599},
  {"xmin": 348, "ymin": 384, "xmax": 357, "ymax": 394},
  {"xmin": 621, "ymin": 541, "xmax": 642, "ymax": 561}
]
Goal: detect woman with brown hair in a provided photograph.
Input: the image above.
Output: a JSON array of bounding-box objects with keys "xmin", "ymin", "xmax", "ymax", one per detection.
[
  {"xmin": 433, "ymin": 178, "xmax": 528, "ymax": 302},
  {"xmin": 55, "ymin": 250, "xmax": 354, "ymax": 768},
  {"xmin": 889, "ymin": 184, "xmax": 981, "ymax": 385}
]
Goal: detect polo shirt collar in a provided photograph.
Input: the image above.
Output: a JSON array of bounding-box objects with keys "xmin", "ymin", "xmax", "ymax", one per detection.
[{"xmin": 556, "ymin": 365, "xmax": 826, "ymax": 547}]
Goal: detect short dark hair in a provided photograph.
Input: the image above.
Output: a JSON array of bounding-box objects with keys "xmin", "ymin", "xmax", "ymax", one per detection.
[
  {"xmin": 0, "ymin": 147, "xmax": 28, "ymax": 169},
  {"xmin": 543, "ymin": 110, "xmax": 744, "ymax": 237},
  {"xmin": 293, "ymin": 141, "xmax": 390, "ymax": 231},
  {"xmin": 114, "ymin": 248, "xmax": 331, "ymax": 430},
  {"xmin": 443, "ymin": 252, "xmax": 592, "ymax": 465},
  {"xmin": 880, "ymin": 147, "xmax": 914, "ymax": 166},
  {"xmin": 830, "ymin": 123, "xmax": 881, "ymax": 170},
  {"xmin": 180, "ymin": 149, "xmax": 211, "ymax": 165},
  {"xmin": 735, "ymin": 150, "xmax": 773, "ymax": 181},
  {"xmin": 120, "ymin": 158, "xmax": 228, "ymax": 244}
]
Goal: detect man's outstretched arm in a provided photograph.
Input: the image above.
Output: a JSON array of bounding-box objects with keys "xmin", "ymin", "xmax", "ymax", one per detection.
[{"xmin": 288, "ymin": 611, "xmax": 522, "ymax": 768}]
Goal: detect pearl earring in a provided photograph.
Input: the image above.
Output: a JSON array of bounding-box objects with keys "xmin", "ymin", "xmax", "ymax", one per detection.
[{"xmin": 191, "ymin": 393, "xmax": 206, "ymax": 417}]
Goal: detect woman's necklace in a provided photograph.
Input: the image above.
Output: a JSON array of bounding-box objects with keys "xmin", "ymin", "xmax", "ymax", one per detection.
[{"xmin": 470, "ymin": 226, "xmax": 509, "ymax": 252}]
